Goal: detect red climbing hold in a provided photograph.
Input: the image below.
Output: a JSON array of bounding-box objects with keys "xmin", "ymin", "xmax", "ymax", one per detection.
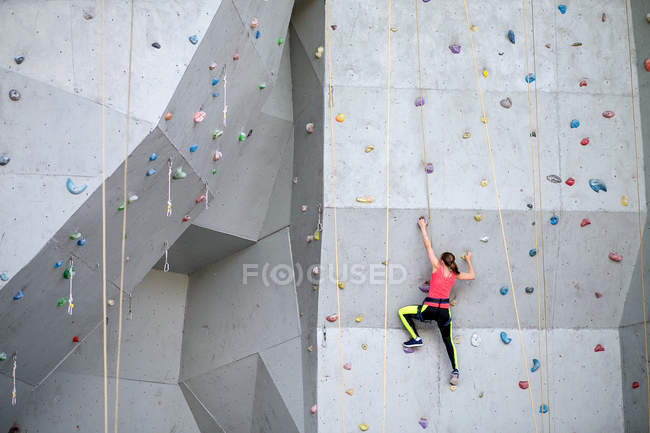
[
  {"xmin": 580, "ymin": 218, "xmax": 591, "ymax": 227},
  {"xmin": 182, "ymin": 215, "xmax": 191, "ymax": 222},
  {"xmin": 331, "ymin": 25, "xmax": 337, "ymax": 30},
  {"xmin": 608, "ymin": 252, "xmax": 622, "ymax": 262},
  {"xmin": 581, "ymin": 137, "xmax": 590, "ymax": 146},
  {"xmin": 326, "ymin": 314, "xmax": 338, "ymax": 322},
  {"xmin": 633, "ymin": 381, "xmax": 640, "ymax": 389},
  {"xmin": 518, "ymin": 381, "xmax": 529, "ymax": 389},
  {"xmin": 233, "ymin": 53, "xmax": 240, "ymax": 61},
  {"xmin": 594, "ymin": 344, "xmax": 605, "ymax": 352},
  {"xmin": 602, "ymin": 111, "xmax": 615, "ymax": 119},
  {"xmin": 73, "ymin": 336, "xmax": 80, "ymax": 343},
  {"xmin": 565, "ymin": 177, "xmax": 575, "ymax": 186},
  {"xmin": 595, "ymin": 292, "xmax": 603, "ymax": 298},
  {"xmin": 579, "ymin": 80, "xmax": 588, "ymax": 87},
  {"xmin": 644, "ymin": 59, "xmax": 650, "ymax": 72}
]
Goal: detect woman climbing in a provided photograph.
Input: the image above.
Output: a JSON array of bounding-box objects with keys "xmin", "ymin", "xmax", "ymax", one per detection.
[{"xmin": 398, "ymin": 216, "xmax": 475, "ymax": 386}]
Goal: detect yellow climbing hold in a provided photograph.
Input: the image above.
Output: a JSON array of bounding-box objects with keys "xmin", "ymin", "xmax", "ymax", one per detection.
[
  {"xmin": 356, "ymin": 196, "xmax": 374, "ymax": 204},
  {"xmin": 450, "ymin": 385, "xmax": 457, "ymax": 391},
  {"xmin": 474, "ymin": 213, "xmax": 482, "ymax": 222},
  {"xmin": 312, "ymin": 285, "xmax": 318, "ymax": 291},
  {"xmin": 450, "ymin": 298, "xmax": 457, "ymax": 307},
  {"xmin": 300, "ymin": 312, "xmax": 304, "ymax": 317},
  {"xmin": 346, "ymin": 388, "xmax": 354, "ymax": 396},
  {"xmin": 390, "ymin": 27, "xmax": 398, "ymax": 32},
  {"xmin": 315, "ymin": 46, "xmax": 324, "ymax": 59},
  {"xmin": 359, "ymin": 424, "xmax": 369, "ymax": 431},
  {"xmin": 481, "ymin": 116, "xmax": 488, "ymax": 124},
  {"xmin": 338, "ymin": 281, "xmax": 345, "ymax": 289},
  {"xmin": 381, "ymin": 260, "xmax": 388, "ymax": 266},
  {"xmin": 471, "ymin": 25, "xmax": 478, "ymax": 32},
  {"xmin": 365, "ymin": 145, "xmax": 374, "ymax": 153},
  {"xmin": 463, "ymin": 131, "xmax": 471, "ymax": 139},
  {"xmin": 482, "ymin": 69, "xmax": 488, "ymax": 78},
  {"xmin": 480, "ymin": 179, "xmax": 488, "ymax": 187},
  {"xmin": 307, "ymin": 345, "xmax": 313, "ymax": 352},
  {"xmin": 621, "ymin": 195, "xmax": 629, "ymax": 206},
  {"xmin": 355, "ymin": 316, "xmax": 363, "ymax": 323},
  {"xmin": 336, "ymin": 113, "xmax": 345, "ymax": 123},
  {"xmin": 314, "ymin": 230, "xmax": 320, "ymax": 241},
  {"xmin": 361, "ymin": 344, "xmax": 367, "ymax": 350}
]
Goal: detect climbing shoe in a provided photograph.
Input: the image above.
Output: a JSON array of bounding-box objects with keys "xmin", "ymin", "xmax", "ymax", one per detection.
[
  {"xmin": 403, "ymin": 337, "xmax": 423, "ymax": 348},
  {"xmin": 449, "ymin": 369, "xmax": 459, "ymax": 386}
]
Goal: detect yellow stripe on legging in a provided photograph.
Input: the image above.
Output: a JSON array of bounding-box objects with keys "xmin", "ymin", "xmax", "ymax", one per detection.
[
  {"xmin": 448, "ymin": 309, "xmax": 458, "ymax": 369},
  {"xmin": 397, "ymin": 304, "xmax": 421, "ymax": 339}
]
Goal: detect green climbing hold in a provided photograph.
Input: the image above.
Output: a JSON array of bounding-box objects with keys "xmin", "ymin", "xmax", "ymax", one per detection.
[
  {"xmin": 63, "ymin": 266, "xmax": 75, "ymax": 280},
  {"xmin": 278, "ymin": 37, "xmax": 284, "ymax": 46},
  {"xmin": 239, "ymin": 132, "xmax": 247, "ymax": 141},
  {"xmin": 57, "ymin": 297, "xmax": 68, "ymax": 307},
  {"xmin": 70, "ymin": 232, "xmax": 82, "ymax": 240},
  {"xmin": 118, "ymin": 203, "xmax": 125, "ymax": 211},
  {"xmin": 259, "ymin": 83, "xmax": 266, "ymax": 90},
  {"xmin": 0, "ymin": 352, "xmax": 6, "ymax": 361},
  {"xmin": 173, "ymin": 167, "xmax": 187, "ymax": 179},
  {"xmin": 212, "ymin": 169, "xmax": 217, "ymax": 175}
]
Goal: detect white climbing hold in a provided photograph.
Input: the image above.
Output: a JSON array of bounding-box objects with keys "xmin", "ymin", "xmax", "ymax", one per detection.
[
  {"xmin": 471, "ymin": 334, "xmax": 481, "ymax": 347},
  {"xmin": 480, "ymin": 236, "xmax": 489, "ymax": 243}
]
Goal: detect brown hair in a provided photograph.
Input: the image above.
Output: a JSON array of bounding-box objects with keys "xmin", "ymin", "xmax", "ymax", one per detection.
[{"xmin": 441, "ymin": 252, "xmax": 459, "ymax": 275}]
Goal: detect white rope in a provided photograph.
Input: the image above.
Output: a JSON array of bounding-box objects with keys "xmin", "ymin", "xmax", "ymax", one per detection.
[
  {"xmin": 67, "ymin": 258, "xmax": 74, "ymax": 315},
  {"xmin": 166, "ymin": 159, "xmax": 172, "ymax": 217},
  {"xmin": 11, "ymin": 353, "xmax": 16, "ymax": 406}
]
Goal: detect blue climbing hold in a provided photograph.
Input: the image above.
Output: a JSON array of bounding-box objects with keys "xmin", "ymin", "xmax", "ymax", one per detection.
[
  {"xmin": 0, "ymin": 273, "xmax": 8, "ymax": 281},
  {"xmin": 212, "ymin": 92, "xmax": 220, "ymax": 97},
  {"xmin": 146, "ymin": 168, "xmax": 156, "ymax": 176},
  {"xmin": 54, "ymin": 260, "xmax": 65, "ymax": 269},
  {"xmin": 589, "ymin": 179, "xmax": 607, "ymax": 193},
  {"xmin": 525, "ymin": 73, "xmax": 535, "ymax": 83},
  {"xmin": 500, "ymin": 286, "xmax": 508, "ymax": 295},
  {"xmin": 550, "ymin": 216, "xmax": 558, "ymax": 225},
  {"xmin": 189, "ymin": 35, "xmax": 199, "ymax": 45},
  {"xmin": 256, "ymin": 30, "xmax": 261, "ymax": 39},
  {"xmin": 507, "ymin": 30, "xmax": 515, "ymax": 44},
  {"xmin": 529, "ymin": 248, "xmax": 537, "ymax": 257},
  {"xmin": 540, "ymin": 404, "xmax": 549, "ymax": 414},
  {"xmin": 149, "ymin": 153, "xmax": 157, "ymax": 161},
  {"xmin": 570, "ymin": 119, "xmax": 580, "ymax": 128},
  {"xmin": 13, "ymin": 290, "xmax": 24, "ymax": 300},
  {"xmin": 500, "ymin": 331, "xmax": 511, "ymax": 344},
  {"xmin": 527, "ymin": 203, "xmax": 533, "ymax": 209},
  {"xmin": 66, "ymin": 178, "xmax": 88, "ymax": 195},
  {"xmin": 189, "ymin": 144, "xmax": 198, "ymax": 153},
  {"xmin": 77, "ymin": 238, "xmax": 86, "ymax": 246},
  {"xmin": 558, "ymin": 4, "xmax": 567, "ymax": 14},
  {"xmin": 212, "ymin": 78, "xmax": 219, "ymax": 86},
  {"xmin": 531, "ymin": 358, "xmax": 540, "ymax": 372}
]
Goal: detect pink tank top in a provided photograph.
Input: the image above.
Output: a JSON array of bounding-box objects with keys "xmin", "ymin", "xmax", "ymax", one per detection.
[{"xmin": 425, "ymin": 266, "xmax": 456, "ymax": 308}]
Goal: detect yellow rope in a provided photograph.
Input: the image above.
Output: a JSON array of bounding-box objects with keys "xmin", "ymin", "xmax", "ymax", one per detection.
[
  {"xmin": 100, "ymin": 1, "xmax": 108, "ymax": 432},
  {"xmin": 113, "ymin": 1, "xmax": 135, "ymax": 431},
  {"xmin": 325, "ymin": 1, "xmax": 346, "ymax": 431},
  {"xmin": 413, "ymin": 0, "xmax": 432, "ymax": 240},
  {"xmin": 381, "ymin": 0, "xmax": 392, "ymax": 431},
  {"xmin": 460, "ymin": 1, "xmax": 538, "ymax": 431},
  {"xmin": 623, "ymin": 1, "xmax": 650, "ymax": 431}
]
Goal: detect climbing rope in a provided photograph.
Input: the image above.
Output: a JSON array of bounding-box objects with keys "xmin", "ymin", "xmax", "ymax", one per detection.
[
  {"xmin": 113, "ymin": 0, "xmax": 135, "ymax": 431},
  {"xmin": 520, "ymin": 0, "xmax": 551, "ymax": 430},
  {"xmin": 460, "ymin": 1, "xmax": 538, "ymax": 431},
  {"xmin": 325, "ymin": 0, "xmax": 346, "ymax": 431},
  {"xmin": 99, "ymin": 0, "xmax": 108, "ymax": 432},
  {"xmin": 623, "ymin": 1, "xmax": 650, "ymax": 431},
  {"xmin": 381, "ymin": 0, "xmax": 392, "ymax": 431}
]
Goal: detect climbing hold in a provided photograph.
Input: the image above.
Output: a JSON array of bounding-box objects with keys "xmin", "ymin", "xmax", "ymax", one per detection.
[
  {"xmin": 454, "ymin": 336, "xmax": 461, "ymax": 344},
  {"xmin": 570, "ymin": 119, "xmax": 580, "ymax": 128},
  {"xmin": 529, "ymin": 249, "xmax": 537, "ymax": 257},
  {"xmin": 519, "ymin": 381, "xmax": 529, "ymax": 390},
  {"xmin": 580, "ymin": 218, "xmax": 591, "ymax": 227},
  {"xmin": 415, "ymin": 96, "xmax": 425, "ymax": 107},
  {"xmin": 419, "ymin": 417, "xmax": 428, "ymax": 429},
  {"xmin": 608, "ymin": 252, "xmax": 622, "ymax": 262},
  {"xmin": 209, "ymin": 63, "xmax": 217, "ymax": 70},
  {"xmin": 213, "ymin": 151, "xmax": 223, "ymax": 161},
  {"xmin": 182, "ymin": 215, "xmax": 191, "ymax": 223},
  {"xmin": 344, "ymin": 362, "xmax": 351, "ymax": 370},
  {"xmin": 463, "ymin": 131, "xmax": 471, "ymax": 139},
  {"xmin": 482, "ymin": 69, "xmax": 488, "ymax": 78},
  {"xmin": 310, "ymin": 404, "xmax": 317, "ymax": 414},
  {"xmin": 355, "ymin": 316, "xmax": 363, "ymax": 323},
  {"xmin": 0, "ymin": 273, "xmax": 8, "ymax": 282},
  {"xmin": 277, "ymin": 37, "xmax": 284, "ymax": 46},
  {"xmin": 500, "ymin": 331, "xmax": 511, "ymax": 344},
  {"xmin": 647, "ymin": 13, "xmax": 650, "ymax": 23},
  {"xmin": 0, "ymin": 353, "xmax": 6, "ymax": 361},
  {"xmin": 645, "ymin": 59, "xmax": 650, "ymax": 72},
  {"xmin": 194, "ymin": 111, "xmax": 206, "ymax": 123},
  {"xmin": 233, "ymin": 53, "xmax": 240, "ymax": 61},
  {"xmin": 346, "ymin": 388, "xmax": 354, "ymax": 395},
  {"xmin": 589, "ymin": 179, "xmax": 607, "ymax": 193},
  {"xmin": 107, "ymin": 299, "xmax": 115, "ymax": 306},
  {"xmin": 359, "ymin": 423, "xmax": 368, "ymax": 431},
  {"xmin": 531, "ymin": 358, "xmax": 540, "ymax": 372},
  {"xmin": 164, "ymin": 112, "xmax": 172, "ymax": 121},
  {"xmin": 527, "ymin": 203, "xmax": 533, "ymax": 209},
  {"xmin": 361, "ymin": 344, "xmax": 367, "ymax": 350},
  {"xmin": 173, "ymin": 167, "xmax": 187, "ymax": 179},
  {"xmin": 500, "ymin": 97, "xmax": 512, "ymax": 109},
  {"xmin": 149, "ymin": 153, "xmax": 157, "ymax": 161},
  {"xmin": 356, "ymin": 196, "xmax": 374, "ymax": 204},
  {"xmin": 189, "ymin": 144, "xmax": 198, "ymax": 152},
  {"xmin": 418, "ymin": 282, "xmax": 429, "ymax": 292},
  {"xmin": 540, "ymin": 404, "xmax": 548, "ymax": 414},
  {"xmin": 337, "ymin": 281, "xmax": 345, "ymax": 289},
  {"xmin": 480, "ymin": 179, "xmax": 488, "ymax": 187},
  {"xmin": 238, "ymin": 132, "xmax": 247, "ymax": 142},
  {"xmin": 525, "ymin": 286, "xmax": 534, "ymax": 294},
  {"xmin": 189, "ymin": 35, "xmax": 199, "ymax": 45},
  {"xmin": 8, "ymin": 89, "xmax": 20, "ymax": 101},
  {"xmin": 602, "ymin": 13, "xmax": 607, "ymax": 22},
  {"xmin": 481, "ymin": 116, "xmax": 488, "ymax": 124},
  {"xmin": 558, "ymin": 4, "xmax": 567, "ymax": 13},
  {"xmin": 259, "ymin": 83, "xmax": 266, "ymax": 90},
  {"xmin": 305, "ymin": 123, "xmax": 315, "ymax": 134},
  {"xmin": 474, "ymin": 213, "xmax": 482, "ymax": 222},
  {"xmin": 118, "ymin": 203, "xmax": 125, "ymax": 211},
  {"xmin": 211, "ymin": 78, "xmax": 219, "ymax": 86},
  {"xmin": 546, "ymin": 174, "xmax": 561, "ymax": 184},
  {"xmin": 602, "ymin": 111, "xmax": 615, "ymax": 119},
  {"xmin": 151, "ymin": 42, "xmax": 161, "ymax": 49},
  {"xmin": 331, "ymin": 24, "xmax": 338, "ymax": 30},
  {"xmin": 633, "ymin": 382, "xmax": 640, "ymax": 389},
  {"xmin": 72, "ymin": 336, "xmax": 80, "ymax": 343},
  {"xmin": 470, "ymin": 25, "xmax": 478, "ymax": 32},
  {"xmin": 480, "ymin": 236, "xmax": 489, "ymax": 243},
  {"xmin": 146, "ymin": 168, "xmax": 156, "ymax": 176},
  {"xmin": 525, "ymin": 73, "xmax": 535, "ymax": 83},
  {"xmin": 13, "ymin": 290, "xmax": 24, "ymax": 301},
  {"xmin": 390, "ymin": 27, "xmax": 398, "ymax": 32},
  {"xmin": 449, "ymin": 44, "xmax": 461, "ymax": 54},
  {"xmin": 450, "ymin": 298, "xmax": 457, "ymax": 306},
  {"xmin": 0, "ymin": 155, "xmax": 10, "ymax": 166},
  {"xmin": 579, "ymin": 80, "xmax": 588, "ymax": 87},
  {"xmin": 425, "ymin": 163, "xmax": 434, "ymax": 174},
  {"xmin": 63, "ymin": 266, "xmax": 76, "ymax": 279},
  {"xmin": 449, "ymin": 385, "xmax": 457, "ymax": 391},
  {"xmin": 507, "ymin": 30, "xmax": 515, "ymax": 44},
  {"xmin": 565, "ymin": 177, "xmax": 575, "ymax": 186},
  {"xmin": 128, "ymin": 194, "xmax": 138, "ymax": 204},
  {"xmin": 326, "ymin": 314, "xmax": 338, "ymax": 322},
  {"xmin": 595, "ymin": 292, "xmax": 603, "ymax": 298},
  {"xmin": 471, "ymin": 334, "xmax": 481, "ymax": 347},
  {"xmin": 54, "ymin": 260, "xmax": 65, "ymax": 269},
  {"xmin": 403, "ymin": 346, "xmax": 414, "ymax": 353},
  {"xmin": 594, "ymin": 344, "xmax": 605, "ymax": 352},
  {"xmin": 550, "ymin": 216, "xmax": 558, "ymax": 225},
  {"xmin": 621, "ymin": 195, "xmax": 629, "ymax": 206},
  {"xmin": 77, "ymin": 238, "xmax": 86, "ymax": 246},
  {"xmin": 250, "ymin": 17, "xmax": 259, "ymax": 28},
  {"xmin": 70, "ymin": 232, "xmax": 82, "ymax": 240},
  {"xmin": 312, "ymin": 266, "xmax": 319, "ymax": 275},
  {"xmin": 66, "ymin": 178, "xmax": 88, "ymax": 195},
  {"xmin": 500, "ymin": 286, "xmax": 508, "ymax": 295},
  {"xmin": 336, "ymin": 113, "xmax": 345, "ymax": 122},
  {"xmin": 581, "ymin": 137, "xmax": 590, "ymax": 146},
  {"xmin": 14, "ymin": 55, "xmax": 25, "ymax": 64},
  {"xmin": 315, "ymin": 46, "xmax": 324, "ymax": 59},
  {"xmin": 213, "ymin": 129, "xmax": 224, "ymax": 139},
  {"xmin": 572, "ymin": 42, "xmax": 583, "ymax": 47}
]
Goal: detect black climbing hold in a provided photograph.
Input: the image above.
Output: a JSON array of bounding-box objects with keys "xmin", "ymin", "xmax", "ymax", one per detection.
[
  {"xmin": 525, "ymin": 286, "xmax": 534, "ymax": 294},
  {"xmin": 83, "ymin": 10, "xmax": 94, "ymax": 20},
  {"xmin": 530, "ymin": 131, "xmax": 536, "ymax": 137},
  {"xmin": 152, "ymin": 42, "xmax": 161, "ymax": 49},
  {"xmin": 8, "ymin": 89, "xmax": 20, "ymax": 101},
  {"xmin": 0, "ymin": 155, "xmax": 10, "ymax": 166},
  {"xmin": 247, "ymin": 129, "xmax": 253, "ymax": 137},
  {"xmin": 527, "ymin": 203, "xmax": 533, "ymax": 209},
  {"xmin": 14, "ymin": 56, "xmax": 24, "ymax": 65}
]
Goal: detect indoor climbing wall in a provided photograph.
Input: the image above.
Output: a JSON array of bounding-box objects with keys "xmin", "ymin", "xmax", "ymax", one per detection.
[{"xmin": 306, "ymin": 0, "xmax": 647, "ymax": 431}]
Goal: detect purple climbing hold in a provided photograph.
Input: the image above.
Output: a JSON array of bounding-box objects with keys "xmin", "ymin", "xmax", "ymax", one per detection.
[
  {"xmin": 418, "ymin": 281, "xmax": 429, "ymax": 292},
  {"xmin": 415, "ymin": 96, "xmax": 425, "ymax": 107},
  {"xmin": 558, "ymin": 4, "xmax": 567, "ymax": 14},
  {"xmin": 425, "ymin": 163, "xmax": 434, "ymax": 174},
  {"xmin": 14, "ymin": 290, "xmax": 24, "ymax": 300},
  {"xmin": 507, "ymin": 30, "xmax": 515, "ymax": 44},
  {"xmin": 589, "ymin": 179, "xmax": 607, "ymax": 193},
  {"xmin": 419, "ymin": 418, "xmax": 428, "ymax": 429},
  {"xmin": 449, "ymin": 44, "xmax": 461, "ymax": 54},
  {"xmin": 423, "ymin": 0, "xmax": 431, "ymax": 3}
]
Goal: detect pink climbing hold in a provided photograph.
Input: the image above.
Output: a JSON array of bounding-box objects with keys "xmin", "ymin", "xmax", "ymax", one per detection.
[
  {"xmin": 633, "ymin": 381, "xmax": 640, "ymax": 389},
  {"xmin": 310, "ymin": 404, "xmax": 317, "ymax": 414},
  {"xmin": 343, "ymin": 362, "xmax": 352, "ymax": 370},
  {"xmin": 579, "ymin": 80, "xmax": 588, "ymax": 87},
  {"xmin": 565, "ymin": 177, "xmax": 575, "ymax": 186},
  {"xmin": 418, "ymin": 418, "xmax": 428, "ymax": 429},
  {"xmin": 602, "ymin": 111, "xmax": 615, "ymax": 119},
  {"xmin": 580, "ymin": 218, "xmax": 591, "ymax": 227},
  {"xmin": 194, "ymin": 111, "xmax": 206, "ymax": 123},
  {"xmin": 581, "ymin": 137, "xmax": 590, "ymax": 146},
  {"xmin": 595, "ymin": 292, "xmax": 603, "ymax": 298},
  {"xmin": 608, "ymin": 252, "xmax": 623, "ymax": 262},
  {"xmin": 594, "ymin": 344, "xmax": 605, "ymax": 352},
  {"xmin": 519, "ymin": 381, "xmax": 529, "ymax": 390},
  {"xmin": 306, "ymin": 123, "xmax": 315, "ymax": 134},
  {"xmin": 195, "ymin": 194, "xmax": 206, "ymax": 204},
  {"xmin": 233, "ymin": 53, "xmax": 240, "ymax": 61},
  {"xmin": 326, "ymin": 314, "xmax": 338, "ymax": 322}
]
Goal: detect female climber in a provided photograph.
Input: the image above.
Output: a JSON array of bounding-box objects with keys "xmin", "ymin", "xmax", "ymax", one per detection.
[{"xmin": 398, "ymin": 216, "xmax": 475, "ymax": 386}]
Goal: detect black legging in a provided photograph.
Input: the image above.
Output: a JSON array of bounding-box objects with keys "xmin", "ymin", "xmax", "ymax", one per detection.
[{"xmin": 400, "ymin": 305, "xmax": 458, "ymax": 370}]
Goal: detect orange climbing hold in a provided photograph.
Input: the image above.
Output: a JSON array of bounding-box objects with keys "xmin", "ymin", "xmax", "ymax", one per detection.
[
  {"xmin": 595, "ymin": 292, "xmax": 603, "ymax": 298},
  {"xmin": 164, "ymin": 112, "xmax": 172, "ymax": 121},
  {"xmin": 346, "ymin": 388, "xmax": 354, "ymax": 395},
  {"xmin": 336, "ymin": 113, "xmax": 345, "ymax": 123}
]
